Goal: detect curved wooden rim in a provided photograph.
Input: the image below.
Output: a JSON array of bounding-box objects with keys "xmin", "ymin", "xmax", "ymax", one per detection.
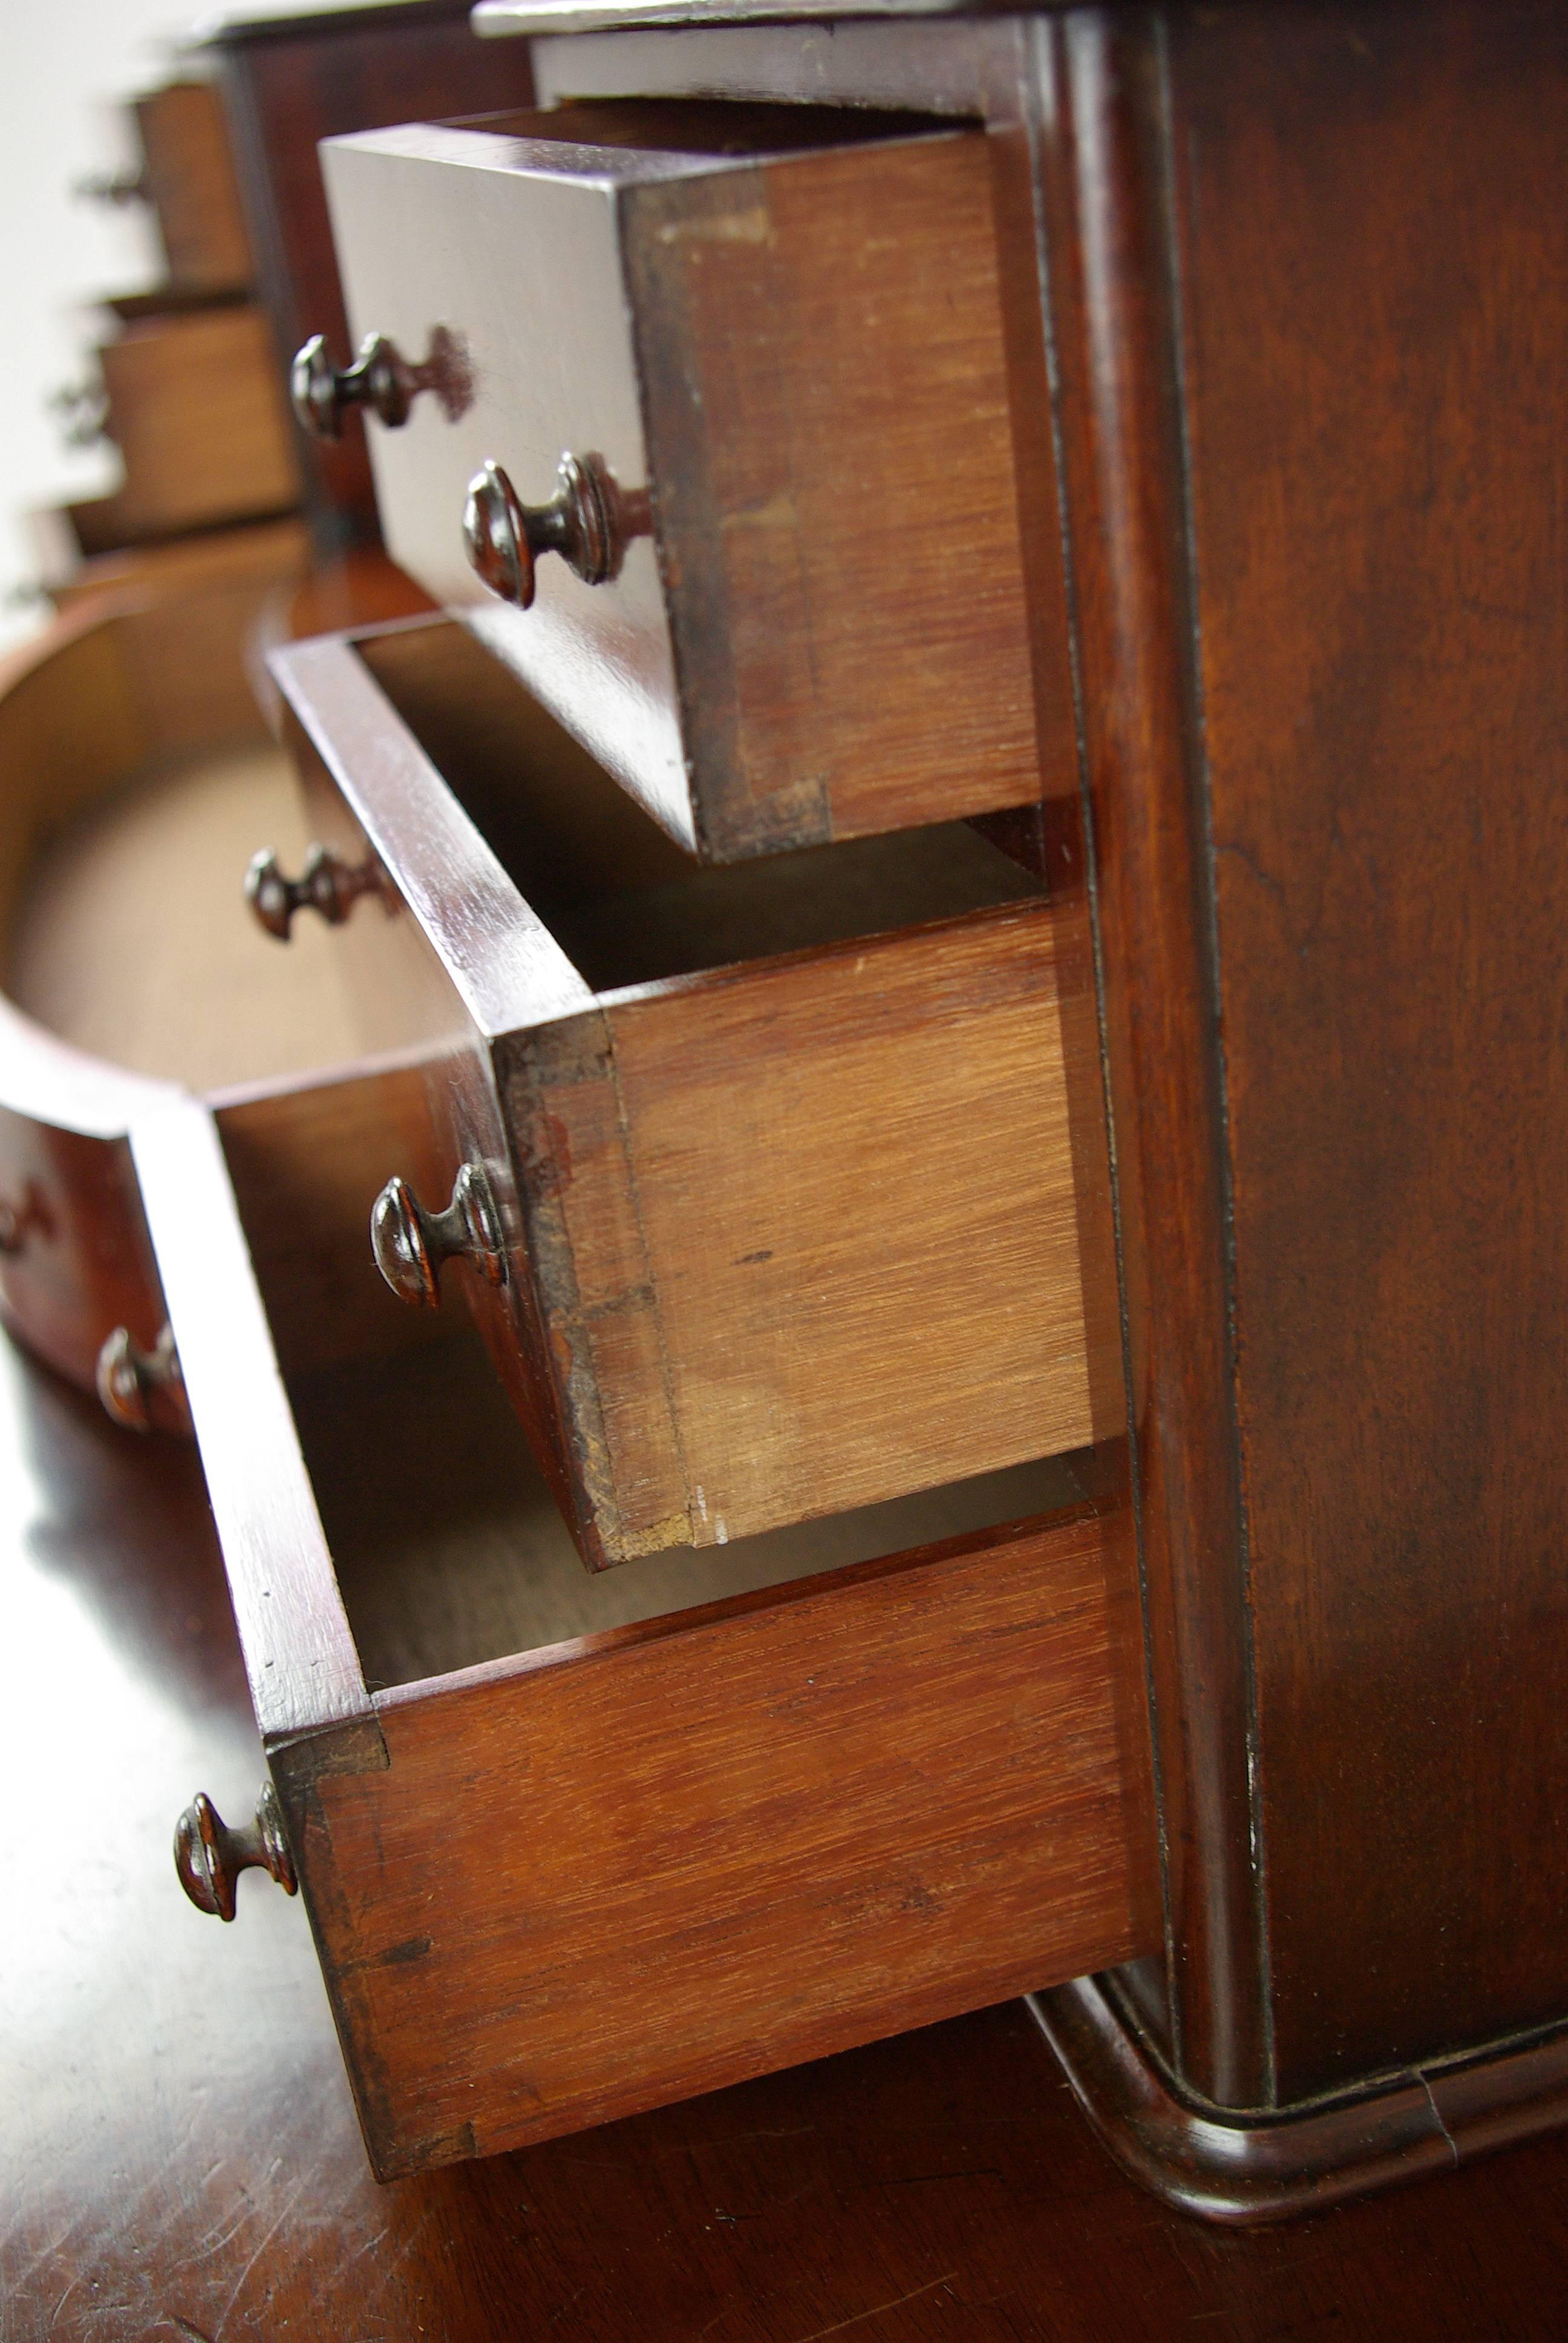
[
  {"xmin": 0, "ymin": 598, "xmax": 195, "ymax": 1140},
  {"xmin": 1030, "ymin": 1972, "xmax": 1568, "ymax": 2226}
]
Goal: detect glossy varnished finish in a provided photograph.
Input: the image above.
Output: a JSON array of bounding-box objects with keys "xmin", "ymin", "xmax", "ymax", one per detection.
[
  {"xmin": 1159, "ymin": 0, "xmax": 1568, "ymax": 2102},
  {"xmin": 1033, "ymin": 9, "xmax": 1259, "ymax": 2106},
  {"xmin": 8, "ymin": 1325, "xmax": 1568, "ymax": 2333},
  {"xmin": 209, "ymin": 1, "xmax": 537, "ymax": 552},
  {"xmin": 1020, "ymin": 0, "xmax": 1568, "ymax": 2146}
]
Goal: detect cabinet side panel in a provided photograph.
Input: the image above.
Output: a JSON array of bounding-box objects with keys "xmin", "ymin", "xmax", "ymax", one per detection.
[{"xmin": 1169, "ymin": 0, "xmax": 1568, "ymax": 2096}]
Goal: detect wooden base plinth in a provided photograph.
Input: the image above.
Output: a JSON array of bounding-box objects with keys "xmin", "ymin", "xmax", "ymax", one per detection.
[{"xmin": 1030, "ymin": 1973, "xmax": 1568, "ymax": 2226}]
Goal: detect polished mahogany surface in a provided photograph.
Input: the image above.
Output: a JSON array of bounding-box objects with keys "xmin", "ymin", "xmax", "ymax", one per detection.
[{"xmin": 3, "ymin": 1330, "xmax": 1567, "ymax": 2338}]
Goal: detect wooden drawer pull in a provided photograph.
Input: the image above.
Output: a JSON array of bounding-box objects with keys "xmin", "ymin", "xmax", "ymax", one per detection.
[
  {"xmin": 244, "ymin": 842, "xmax": 387, "ymax": 940},
  {"xmin": 290, "ymin": 326, "xmax": 471, "ymax": 442},
  {"xmin": 371, "ymin": 1162, "xmax": 507, "ymax": 1308},
  {"xmin": 174, "ymin": 1784, "xmax": 296, "ymax": 1922},
  {"xmin": 95, "ymin": 1322, "xmax": 189, "ymax": 1435},
  {"xmin": 462, "ymin": 454, "xmax": 631, "ymax": 609}
]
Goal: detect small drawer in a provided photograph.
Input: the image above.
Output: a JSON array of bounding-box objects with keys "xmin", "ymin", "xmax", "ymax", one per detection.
[
  {"xmin": 129, "ymin": 80, "xmax": 254, "ymax": 294},
  {"xmin": 140, "ymin": 1091, "xmax": 1155, "ymax": 2175},
  {"xmin": 266, "ymin": 618, "xmax": 1093, "ymax": 1569},
  {"xmin": 315, "ymin": 102, "xmax": 1047, "ymax": 861},
  {"xmin": 94, "ymin": 307, "xmax": 300, "ymax": 540}
]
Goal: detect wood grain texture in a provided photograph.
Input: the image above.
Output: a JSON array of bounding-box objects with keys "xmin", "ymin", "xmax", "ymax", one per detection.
[
  {"xmin": 209, "ymin": 4, "xmax": 536, "ymax": 551},
  {"xmin": 305, "ymin": 1504, "xmax": 1149, "ymax": 2175},
  {"xmin": 324, "ymin": 109, "xmax": 1045, "ymax": 859},
  {"xmin": 515, "ymin": 903, "xmax": 1093, "ymax": 1557},
  {"xmin": 1036, "ymin": 1971, "xmax": 1568, "ymax": 2228},
  {"xmin": 132, "ymin": 79, "xmax": 254, "ymax": 293},
  {"xmin": 94, "ymin": 304, "xmax": 300, "ymax": 540}
]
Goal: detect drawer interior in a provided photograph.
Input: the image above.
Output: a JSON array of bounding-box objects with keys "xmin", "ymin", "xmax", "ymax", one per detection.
[
  {"xmin": 459, "ymin": 96, "xmax": 962, "ymax": 159},
  {"xmin": 290, "ymin": 1321, "xmax": 1085, "ymax": 1689},
  {"xmin": 354, "ymin": 620, "xmax": 1044, "ymax": 992}
]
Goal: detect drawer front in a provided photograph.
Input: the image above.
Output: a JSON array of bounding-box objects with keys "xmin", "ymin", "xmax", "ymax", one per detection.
[
  {"xmin": 316, "ymin": 1507, "xmax": 1149, "ymax": 2177},
  {"xmin": 0, "ymin": 1089, "xmax": 165, "ymax": 1397},
  {"xmin": 134, "ymin": 1096, "xmax": 1154, "ymax": 2178},
  {"xmin": 132, "ymin": 81, "xmax": 253, "ymax": 293},
  {"xmin": 100, "ymin": 309, "xmax": 300, "ymax": 537},
  {"xmin": 319, "ymin": 113, "xmax": 1041, "ymax": 861},
  {"xmin": 270, "ymin": 621, "xmax": 1093, "ymax": 1568}
]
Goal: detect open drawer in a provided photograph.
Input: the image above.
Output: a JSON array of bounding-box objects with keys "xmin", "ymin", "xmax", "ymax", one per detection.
[
  {"xmin": 260, "ymin": 617, "xmax": 1093, "ymax": 1570},
  {"xmin": 145, "ymin": 1090, "xmax": 1158, "ymax": 2177},
  {"xmin": 311, "ymin": 100, "xmax": 1050, "ymax": 860}
]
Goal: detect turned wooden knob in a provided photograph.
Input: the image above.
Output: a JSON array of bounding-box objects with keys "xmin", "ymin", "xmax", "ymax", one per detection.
[
  {"xmin": 244, "ymin": 842, "xmax": 384, "ymax": 940},
  {"xmin": 96, "ymin": 1323, "xmax": 188, "ymax": 1435},
  {"xmin": 74, "ymin": 166, "xmax": 147, "ymax": 209},
  {"xmin": 290, "ymin": 326, "xmax": 469, "ymax": 444},
  {"xmin": 462, "ymin": 453, "xmax": 622, "ymax": 609},
  {"xmin": 371, "ymin": 1162, "xmax": 507, "ymax": 1308},
  {"xmin": 174, "ymin": 1784, "xmax": 297, "ymax": 1922},
  {"xmin": 290, "ymin": 330, "xmax": 416, "ymax": 440}
]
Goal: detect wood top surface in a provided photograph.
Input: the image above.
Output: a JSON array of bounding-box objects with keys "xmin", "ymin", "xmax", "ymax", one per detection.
[{"xmin": 4, "ymin": 1322, "xmax": 1565, "ymax": 2338}]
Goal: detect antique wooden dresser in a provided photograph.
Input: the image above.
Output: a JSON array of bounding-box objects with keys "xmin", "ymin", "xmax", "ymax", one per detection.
[{"xmin": 8, "ymin": 0, "xmax": 1566, "ymax": 2226}]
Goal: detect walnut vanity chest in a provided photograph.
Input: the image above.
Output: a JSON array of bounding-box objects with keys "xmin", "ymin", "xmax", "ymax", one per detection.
[{"xmin": 28, "ymin": 0, "xmax": 1568, "ymax": 2223}]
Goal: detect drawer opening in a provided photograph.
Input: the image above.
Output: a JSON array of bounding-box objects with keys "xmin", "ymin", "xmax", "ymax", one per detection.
[
  {"xmin": 454, "ymin": 97, "xmax": 971, "ymax": 161},
  {"xmin": 354, "ymin": 620, "xmax": 1045, "ymax": 995},
  {"xmin": 286, "ymin": 1320, "xmax": 1086, "ymax": 1691}
]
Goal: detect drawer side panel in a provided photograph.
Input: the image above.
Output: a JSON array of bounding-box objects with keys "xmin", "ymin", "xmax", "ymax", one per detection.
[{"xmin": 627, "ymin": 132, "xmax": 1039, "ymax": 857}]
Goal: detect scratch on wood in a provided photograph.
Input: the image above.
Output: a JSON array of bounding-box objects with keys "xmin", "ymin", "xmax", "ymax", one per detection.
[{"xmin": 789, "ymin": 2272, "xmax": 958, "ymax": 2342}]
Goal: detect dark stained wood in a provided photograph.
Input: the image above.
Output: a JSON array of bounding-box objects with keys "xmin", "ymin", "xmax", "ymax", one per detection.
[
  {"xmin": 7, "ymin": 1322, "xmax": 1568, "ymax": 2332},
  {"xmin": 1037, "ymin": 1971, "xmax": 1568, "ymax": 2227},
  {"xmin": 130, "ymin": 1096, "xmax": 374, "ymax": 1754},
  {"xmin": 322, "ymin": 106, "xmax": 1048, "ymax": 857},
  {"xmin": 209, "ymin": 2, "xmax": 537, "ymax": 552},
  {"xmin": 1032, "ymin": 12, "xmax": 1260, "ymax": 2105}
]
